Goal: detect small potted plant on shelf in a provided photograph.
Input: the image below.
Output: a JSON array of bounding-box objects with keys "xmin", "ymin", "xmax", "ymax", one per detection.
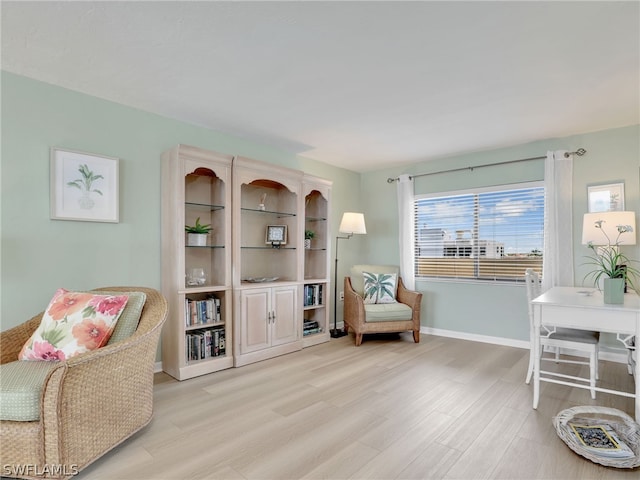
[
  {"xmin": 185, "ymin": 217, "xmax": 212, "ymax": 247},
  {"xmin": 583, "ymin": 219, "xmax": 639, "ymax": 304},
  {"xmin": 304, "ymin": 230, "xmax": 315, "ymax": 249}
]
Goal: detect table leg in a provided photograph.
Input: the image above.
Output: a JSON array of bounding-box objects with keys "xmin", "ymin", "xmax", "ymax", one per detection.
[
  {"xmin": 533, "ymin": 304, "xmax": 541, "ymax": 409},
  {"xmin": 635, "ymin": 314, "xmax": 639, "ymax": 421}
]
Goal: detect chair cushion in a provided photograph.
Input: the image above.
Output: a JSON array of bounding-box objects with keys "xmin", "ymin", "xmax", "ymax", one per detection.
[
  {"xmin": 19, "ymin": 288, "xmax": 129, "ymax": 361},
  {"xmin": 350, "ymin": 265, "xmax": 400, "ymax": 297},
  {"xmin": 106, "ymin": 291, "xmax": 146, "ymax": 344},
  {"xmin": 363, "ymin": 272, "xmax": 398, "ymax": 304},
  {"xmin": 549, "ymin": 328, "xmax": 600, "ymax": 344},
  {"xmin": 0, "ymin": 360, "xmax": 58, "ymax": 421},
  {"xmin": 364, "ymin": 303, "xmax": 413, "ymax": 322}
]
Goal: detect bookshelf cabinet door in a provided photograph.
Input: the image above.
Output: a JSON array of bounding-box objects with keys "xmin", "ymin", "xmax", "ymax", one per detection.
[
  {"xmin": 272, "ymin": 285, "xmax": 298, "ymax": 347},
  {"xmin": 239, "ymin": 288, "xmax": 271, "ymax": 354}
]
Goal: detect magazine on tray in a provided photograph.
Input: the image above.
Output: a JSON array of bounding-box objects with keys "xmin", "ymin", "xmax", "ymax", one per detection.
[{"xmin": 569, "ymin": 423, "xmax": 635, "ymax": 458}]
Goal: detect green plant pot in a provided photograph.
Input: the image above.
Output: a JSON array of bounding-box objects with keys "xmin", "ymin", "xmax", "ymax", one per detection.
[{"xmin": 603, "ymin": 277, "xmax": 625, "ymax": 304}]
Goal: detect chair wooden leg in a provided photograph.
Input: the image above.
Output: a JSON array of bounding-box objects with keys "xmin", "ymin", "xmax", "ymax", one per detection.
[
  {"xmin": 355, "ymin": 334, "xmax": 363, "ymax": 346},
  {"xmin": 413, "ymin": 330, "xmax": 420, "ymax": 343},
  {"xmin": 525, "ymin": 346, "xmax": 534, "ymax": 385}
]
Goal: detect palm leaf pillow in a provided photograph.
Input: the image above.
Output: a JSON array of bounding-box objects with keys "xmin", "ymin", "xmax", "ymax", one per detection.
[{"xmin": 362, "ymin": 272, "xmax": 397, "ymax": 304}]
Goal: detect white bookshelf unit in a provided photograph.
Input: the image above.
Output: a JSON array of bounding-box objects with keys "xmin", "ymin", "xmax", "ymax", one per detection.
[
  {"xmin": 302, "ymin": 175, "xmax": 332, "ymax": 347},
  {"xmin": 161, "ymin": 146, "xmax": 332, "ymax": 377},
  {"xmin": 232, "ymin": 156, "xmax": 304, "ymax": 367},
  {"xmin": 161, "ymin": 145, "xmax": 234, "ymax": 380}
]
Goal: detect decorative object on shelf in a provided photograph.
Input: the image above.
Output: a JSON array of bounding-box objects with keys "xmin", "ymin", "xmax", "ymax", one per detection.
[
  {"xmin": 332, "ymin": 212, "xmax": 367, "ymax": 338},
  {"xmin": 304, "ymin": 229, "xmax": 315, "ymax": 249},
  {"xmin": 587, "ymin": 182, "xmax": 625, "ymax": 212},
  {"xmin": 50, "ymin": 147, "xmax": 119, "ymax": 223},
  {"xmin": 185, "ymin": 217, "xmax": 212, "ymax": 246},
  {"xmin": 186, "ymin": 267, "xmax": 207, "ymax": 286},
  {"xmin": 582, "ymin": 211, "xmax": 638, "ymax": 303},
  {"xmin": 259, "ymin": 192, "xmax": 267, "ymax": 211},
  {"xmin": 243, "ymin": 277, "xmax": 279, "ymax": 283},
  {"xmin": 266, "ymin": 225, "xmax": 287, "ymax": 248}
]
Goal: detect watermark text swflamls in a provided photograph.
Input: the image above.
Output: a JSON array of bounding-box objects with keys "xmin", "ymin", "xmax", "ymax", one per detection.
[{"xmin": 3, "ymin": 464, "xmax": 79, "ymax": 477}]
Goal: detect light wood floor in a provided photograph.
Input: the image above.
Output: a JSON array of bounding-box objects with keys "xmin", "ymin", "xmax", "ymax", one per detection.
[{"xmin": 79, "ymin": 333, "xmax": 637, "ymax": 480}]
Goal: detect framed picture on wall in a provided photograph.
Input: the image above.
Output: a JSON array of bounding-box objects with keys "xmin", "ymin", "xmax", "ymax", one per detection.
[
  {"xmin": 587, "ymin": 182, "xmax": 625, "ymax": 213},
  {"xmin": 50, "ymin": 147, "xmax": 120, "ymax": 222}
]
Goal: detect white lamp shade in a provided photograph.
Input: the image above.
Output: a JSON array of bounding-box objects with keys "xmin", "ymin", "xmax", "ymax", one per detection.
[
  {"xmin": 339, "ymin": 212, "xmax": 367, "ymax": 235},
  {"xmin": 582, "ymin": 211, "xmax": 636, "ymax": 245}
]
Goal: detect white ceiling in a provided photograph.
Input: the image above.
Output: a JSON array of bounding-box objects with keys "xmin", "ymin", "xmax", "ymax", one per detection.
[{"xmin": 2, "ymin": 1, "xmax": 639, "ymax": 172}]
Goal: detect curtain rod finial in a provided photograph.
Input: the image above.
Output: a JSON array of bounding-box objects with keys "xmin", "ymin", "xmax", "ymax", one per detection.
[{"xmin": 387, "ymin": 177, "xmax": 397, "ymax": 183}]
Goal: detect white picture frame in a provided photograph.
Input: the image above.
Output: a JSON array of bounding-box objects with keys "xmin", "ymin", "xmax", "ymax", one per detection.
[
  {"xmin": 587, "ymin": 182, "xmax": 625, "ymax": 213},
  {"xmin": 265, "ymin": 225, "xmax": 287, "ymax": 245},
  {"xmin": 50, "ymin": 147, "xmax": 119, "ymax": 223}
]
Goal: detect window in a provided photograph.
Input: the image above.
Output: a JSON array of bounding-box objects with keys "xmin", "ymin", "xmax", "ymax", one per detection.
[{"xmin": 414, "ymin": 182, "xmax": 544, "ymax": 281}]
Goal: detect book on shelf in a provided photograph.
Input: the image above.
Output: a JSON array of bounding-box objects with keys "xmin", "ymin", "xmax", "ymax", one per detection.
[
  {"xmin": 303, "ymin": 327, "xmax": 322, "ymax": 336},
  {"xmin": 569, "ymin": 423, "xmax": 635, "ymax": 458},
  {"xmin": 185, "ymin": 295, "xmax": 221, "ymax": 326},
  {"xmin": 303, "ymin": 320, "xmax": 322, "ymax": 336},
  {"xmin": 185, "ymin": 326, "xmax": 226, "ymax": 362},
  {"xmin": 304, "ymin": 284, "xmax": 324, "ymax": 307}
]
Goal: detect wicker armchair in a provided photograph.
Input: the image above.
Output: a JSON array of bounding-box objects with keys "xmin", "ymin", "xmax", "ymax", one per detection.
[
  {"xmin": 0, "ymin": 287, "xmax": 167, "ymax": 480},
  {"xmin": 343, "ymin": 265, "xmax": 422, "ymax": 346}
]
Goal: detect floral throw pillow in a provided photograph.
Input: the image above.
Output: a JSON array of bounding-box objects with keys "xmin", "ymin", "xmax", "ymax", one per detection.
[
  {"xmin": 362, "ymin": 272, "xmax": 397, "ymax": 304},
  {"xmin": 19, "ymin": 288, "xmax": 129, "ymax": 361}
]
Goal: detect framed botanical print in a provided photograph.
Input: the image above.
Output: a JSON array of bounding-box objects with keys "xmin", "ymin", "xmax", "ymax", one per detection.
[{"xmin": 50, "ymin": 148, "xmax": 119, "ymax": 222}]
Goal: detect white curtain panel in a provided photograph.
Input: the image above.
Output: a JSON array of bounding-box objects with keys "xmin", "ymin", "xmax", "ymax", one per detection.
[
  {"xmin": 397, "ymin": 174, "xmax": 416, "ymax": 290},
  {"xmin": 542, "ymin": 150, "xmax": 574, "ymax": 291}
]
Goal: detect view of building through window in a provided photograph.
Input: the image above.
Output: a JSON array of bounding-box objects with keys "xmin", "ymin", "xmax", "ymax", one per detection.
[{"xmin": 414, "ymin": 183, "xmax": 544, "ymax": 281}]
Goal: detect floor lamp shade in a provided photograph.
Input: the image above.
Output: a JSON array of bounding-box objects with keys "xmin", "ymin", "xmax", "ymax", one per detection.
[
  {"xmin": 582, "ymin": 211, "xmax": 636, "ymax": 246},
  {"xmin": 339, "ymin": 212, "xmax": 367, "ymax": 235},
  {"xmin": 332, "ymin": 212, "xmax": 366, "ymax": 338}
]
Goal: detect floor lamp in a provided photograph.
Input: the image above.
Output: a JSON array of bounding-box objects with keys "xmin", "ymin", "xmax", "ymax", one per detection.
[{"xmin": 331, "ymin": 212, "xmax": 367, "ymax": 338}]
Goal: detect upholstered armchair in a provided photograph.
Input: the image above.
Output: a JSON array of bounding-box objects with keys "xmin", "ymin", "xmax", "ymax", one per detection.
[
  {"xmin": 343, "ymin": 265, "xmax": 422, "ymax": 346},
  {"xmin": 0, "ymin": 287, "xmax": 167, "ymax": 480}
]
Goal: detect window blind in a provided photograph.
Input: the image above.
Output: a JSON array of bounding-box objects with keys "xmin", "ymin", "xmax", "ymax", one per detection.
[{"xmin": 414, "ymin": 182, "xmax": 544, "ymax": 281}]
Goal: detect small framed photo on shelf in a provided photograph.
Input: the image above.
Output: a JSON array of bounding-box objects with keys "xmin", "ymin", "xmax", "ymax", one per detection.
[
  {"xmin": 50, "ymin": 147, "xmax": 119, "ymax": 223},
  {"xmin": 587, "ymin": 182, "xmax": 625, "ymax": 213},
  {"xmin": 266, "ymin": 225, "xmax": 287, "ymax": 246}
]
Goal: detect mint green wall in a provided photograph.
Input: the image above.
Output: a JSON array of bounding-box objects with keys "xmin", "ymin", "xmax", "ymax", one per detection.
[
  {"xmin": 0, "ymin": 72, "xmax": 361, "ymax": 330},
  {"xmin": 361, "ymin": 125, "xmax": 640, "ymax": 343}
]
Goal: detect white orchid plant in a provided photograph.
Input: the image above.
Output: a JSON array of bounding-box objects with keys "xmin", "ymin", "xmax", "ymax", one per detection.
[{"xmin": 583, "ymin": 220, "xmax": 639, "ymax": 293}]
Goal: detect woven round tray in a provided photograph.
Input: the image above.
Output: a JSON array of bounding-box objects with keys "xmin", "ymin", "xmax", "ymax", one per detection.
[{"xmin": 553, "ymin": 406, "xmax": 640, "ymax": 469}]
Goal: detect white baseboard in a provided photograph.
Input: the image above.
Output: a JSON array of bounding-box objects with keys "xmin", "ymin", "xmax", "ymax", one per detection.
[
  {"xmin": 154, "ymin": 361, "xmax": 163, "ymax": 373},
  {"xmin": 421, "ymin": 326, "xmax": 629, "ymax": 364}
]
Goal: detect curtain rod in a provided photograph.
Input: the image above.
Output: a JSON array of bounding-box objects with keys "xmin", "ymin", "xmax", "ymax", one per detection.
[{"xmin": 386, "ymin": 148, "xmax": 587, "ymax": 183}]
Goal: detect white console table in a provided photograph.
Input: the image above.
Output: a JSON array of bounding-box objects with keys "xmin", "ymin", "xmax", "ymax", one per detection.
[{"xmin": 531, "ymin": 287, "xmax": 640, "ymax": 420}]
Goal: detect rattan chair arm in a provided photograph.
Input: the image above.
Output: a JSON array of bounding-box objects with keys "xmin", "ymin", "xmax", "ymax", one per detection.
[
  {"xmin": 42, "ymin": 330, "xmax": 162, "ymax": 468},
  {"xmin": 397, "ymin": 278, "xmax": 421, "ymax": 308},
  {"xmin": 0, "ymin": 314, "xmax": 42, "ymax": 364},
  {"xmin": 397, "ymin": 277, "xmax": 422, "ymax": 327},
  {"xmin": 344, "ymin": 276, "xmax": 366, "ymax": 327}
]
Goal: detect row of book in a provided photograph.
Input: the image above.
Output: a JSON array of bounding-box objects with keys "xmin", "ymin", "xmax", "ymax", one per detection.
[
  {"xmin": 185, "ymin": 296, "xmax": 221, "ymax": 326},
  {"xmin": 304, "ymin": 284, "xmax": 324, "ymax": 307},
  {"xmin": 186, "ymin": 327, "xmax": 226, "ymax": 362},
  {"xmin": 303, "ymin": 320, "xmax": 323, "ymax": 336}
]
